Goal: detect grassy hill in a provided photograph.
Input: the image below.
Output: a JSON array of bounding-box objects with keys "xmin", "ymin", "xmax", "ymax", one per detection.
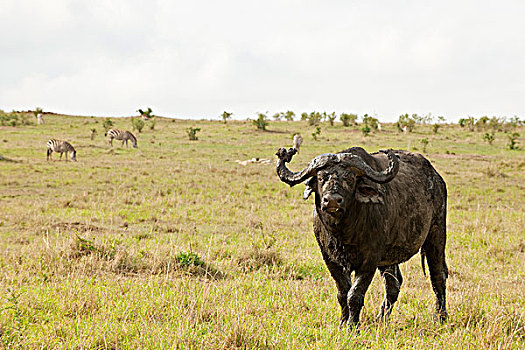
[{"xmin": 0, "ymin": 114, "xmax": 524, "ymax": 349}]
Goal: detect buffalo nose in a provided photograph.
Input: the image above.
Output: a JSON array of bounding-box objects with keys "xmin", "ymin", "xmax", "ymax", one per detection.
[{"xmin": 322, "ymin": 193, "xmax": 344, "ymax": 208}]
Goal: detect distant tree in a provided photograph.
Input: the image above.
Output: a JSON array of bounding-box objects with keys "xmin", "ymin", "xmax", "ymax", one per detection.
[
  {"xmin": 272, "ymin": 113, "xmax": 282, "ymax": 121},
  {"xmin": 32, "ymin": 107, "xmax": 43, "ymax": 118},
  {"xmin": 283, "ymin": 110, "xmax": 295, "ymax": 121},
  {"xmin": 458, "ymin": 117, "xmax": 475, "ymax": 131},
  {"xmin": 397, "ymin": 114, "xmax": 416, "ymax": 132},
  {"xmin": 326, "ymin": 112, "xmax": 337, "ymax": 126},
  {"xmin": 476, "ymin": 116, "xmax": 490, "ymax": 131},
  {"xmin": 252, "ymin": 113, "xmax": 269, "ymax": 131},
  {"xmin": 90, "ymin": 128, "xmax": 97, "ymax": 140},
  {"xmin": 437, "ymin": 116, "xmax": 447, "ymax": 124},
  {"xmin": 221, "ymin": 111, "xmax": 233, "ymax": 124},
  {"xmin": 302, "ymin": 111, "xmax": 321, "ymax": 126},
  {"xmin": 432, "ymin": 124, "xmax": 440, "ymax": 134},
  {"xmin": 362, "ymin": 114, "xmax": 379, "ymax": 130},
  {"xmin": 137, "ymin": 107, "xmax": 153, "ymax": 120},
  {"xmin": 340, "ymin": 113, "xmax": 357, "ymax": 127}
]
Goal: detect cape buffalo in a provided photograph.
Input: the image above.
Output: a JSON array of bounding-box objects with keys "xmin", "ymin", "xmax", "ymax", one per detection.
[{"xmin": 275, "ymin": 146, "xmax": 448, "ymax": 327}]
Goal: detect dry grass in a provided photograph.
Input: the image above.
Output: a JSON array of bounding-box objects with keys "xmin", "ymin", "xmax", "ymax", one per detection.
[{"xmin": 0, "ymin": 115, "xmax": 524, "ymax": 349}]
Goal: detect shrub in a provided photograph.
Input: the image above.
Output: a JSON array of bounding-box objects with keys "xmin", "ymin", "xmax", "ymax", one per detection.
[
  {"xmin": 174, "ymin": 251, "xmax": 204, "ymax": 267},
  {"xmin": 90, "ymin": 128, "xmax": 97, "ymax": 140},
  {"xmin": 362, "ymin": 114, "xmax": 379, "ymax": 130},
  {"xmin": 483, "ymin": 132, "xmax": 495, "ymax": 145},
  {"xmin": 283, "ymin": 110, "xmax": 295, "ymax": 121},
  {"xmin": 221, "ymin": 111, "xmax": 232, "ymax": 123},
  {"xmin": 132, "ymin": 118, "xmax": 145, "ymax": 133},
  {"xmin": 398, "ymin": 114, "xmax": 416, "ymax": 132},
  {"xmin": 312, "ymin": 126, "xmax": 321, "ymax": 140},
  {"xmin": 103, "ymin": 118, "xmax": 113, "ymax": 132},
  {"xmin": 420, "ymin": 138, "xmax": 429, "ymax": 153},
  {"xmin": 507, "ymin": 132, "xmax": 520, "ymax": 150},
  {"xmin": 325, "ymin": 112, "xmax": 337, "ymax": 126},
  {"xmin": 301, "ymin": 112, "xmax": 321, "ymax": 126},
  {"xmin": 252, "ymin": 113, "xmax": 269, "ymax": 131},
  {"xmin": 137, "ymin": 107, "xmax": 153, "ymax": 119},
  {"xmin": 432, "ymin": 124, "xmax": 440, "ymax": 134},
  {"xmin": 187, "ymin": 127, "xmax": 201, "ymax": 140},
  {"xmin": 340, "ymin": 113, "xmax": 357, "ymax": 127},
  {"xmin": 361, "ymin": 123, "xmax": 371, "ymax": 136}
]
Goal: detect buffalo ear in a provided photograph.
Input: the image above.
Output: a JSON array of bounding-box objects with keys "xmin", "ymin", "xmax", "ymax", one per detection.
[
  {"xmin": 303, "ymin": 176, "xmax": 317, "ymax": 200},
  {"xmin": 355, "ymin": 182, "xmax": 384, "ymax": 204}
]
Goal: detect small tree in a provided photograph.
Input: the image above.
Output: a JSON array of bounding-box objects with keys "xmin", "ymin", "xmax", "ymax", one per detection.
[
  {"xmin": 220, "ymin": 111, "xmax": 232, "ymax": 124},
  {"xmin": 187, "ymin": 127, "xmax": 201, "ymax": 140},
  {"xmin": 362, "ymin": 114, "xmax": 379, "ymax": 130},
  {"xmin": 90, "ymin": 128, "xmax": 97, "ymax": 140},
  {"xmin": 252, "ymin": 113, "xmax": 269, "ymax": 131},
  {"xmin": 32, "ymin": 107, "xmax": 43, "ymax": 118},
  {"xmin": 103, "ymin": 118, "xmax": 114, "ymax": 132},
  {"xmin": 340, "ymin": 113, "xmax": 357, "ymax": 127},
  {"xmin": 132, "ymin": 118, "xmax": 145, "ymax": 133},
  {"xmin": 420, "ymin": 138, "xmax": 429, "ymax": 153},
  {"xmin": 312, "ymin": 126, "xmax": 321, "ymax": 140},
  {"xmin": 272, "ymin": 113, "xmax": 282, "ymax": 121},
  {"xmin": 361, "ymin": 123, "xmax": 371, "ymax": 136},
  {"xmin": 302, "ymin": 111, "xmax": 321, "ymax": 126},
  {"xmin": 326, "ymin": 112, "xmax": 337, "ymax": 126},
  {"xmin": 483, "ymin": 132, "xmax": 495, "ymax": 145},
  {"xmin": 137, "ymin": 107, "xmax": 153, "ymax": 119},
  {"xmin": 283, "ymin": 110, "xmax": 295, "ymax": 121},
  {"xmin": 398, "ymin": 114, "xmax": 416, "ymax": 132},
  {"xmin": 432, "ymin": 124, "xmax": 440, "ymax": 134},
  {"xmin": 507, "ymin": 132, "xmax": 520, "ymax": 150}
]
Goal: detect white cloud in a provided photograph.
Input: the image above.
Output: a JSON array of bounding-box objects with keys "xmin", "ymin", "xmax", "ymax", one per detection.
[{"xmin": 1, "ymin": 0, "xmax": 525, "ymax": 121}]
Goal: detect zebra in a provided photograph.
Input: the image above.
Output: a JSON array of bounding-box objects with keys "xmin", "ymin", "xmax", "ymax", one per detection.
[
  {"xmin": 105, "ymin": 129, "xmax": 138, "ymax": 148},
  {"xmin": 46, "ymin": 139, "xmax": 77, "ymax": 161}
]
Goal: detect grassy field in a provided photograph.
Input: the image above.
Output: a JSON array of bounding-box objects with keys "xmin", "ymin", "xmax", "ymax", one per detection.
[{"xmin": 0, "ymin": 114, "xmax": 524, "ymax": 349}]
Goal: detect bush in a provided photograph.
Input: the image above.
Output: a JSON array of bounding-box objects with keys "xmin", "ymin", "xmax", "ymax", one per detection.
[
  {"xmin": 301, "ymin": 112, "xmax": 321, "ymax": 126},
  {"xmin": 187, "ymin": 127, "xmax": 201, "ymax": 140},
  {"xmin": 132, "ymin": 118, "xmax": 145, "ymax": 133},
  {"xmin": 340, "ymin": 113, "xmax": 357, "ymax": 127},
  {"xmin": 325, "ymin": 112, "xmax": 337, "ymax": 126},
  {"xmin": 174, "ymin": 251, "xmax": 204, "ymax": 267},
  {"xmin": 221, "ymin": 111, "xmax": 233, "ymax": 123},
  {"xmin": 398, "ymin": 114, "xmax": 416, "ymax": 132},
  {"xmin": 312, "ymin": 126, "xmax": 321, "ymax": 140},
  {"xmin": 432, "ymin": 124, "xmax": 440, "ymax": 134},
  {"xmin": 103, "ymin": 118, "xmax": 113, "ymax": 132},
  {"xmin": 252, "ymin": 113, "xmax": 269, "ymax": 131},
  {"xmin": 361, "ymin": 124, "xmax": 371, "ymax": 136},
  {"xmin": 507, "ymin": 132, "xmax": 520, "ymax": 150},
  {"xmin": 362, "ymin": 114, "xmax": 379, "ymax": 130},
  {"xmin": 420, "ymin": 138, "xmax": 429, "ymax": 153},
  {"xmin": 483, "ymin": 132, "xmax": 495, "ymax": 145},
  {"xmin": 0, "ymin": 111, "xmax": 32, "ymax": 127}
]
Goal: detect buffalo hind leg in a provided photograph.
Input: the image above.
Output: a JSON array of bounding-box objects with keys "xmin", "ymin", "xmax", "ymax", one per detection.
[
  {"xmin": 322, "ymin": 253, "xmax": 352, "ymax": 325},
  {"xmin": 377, "ymin": 264, "xmax": 403, "ymax": 321},
  {"xmin": 422, "ymin": 225, "xmax": 448, "ymax": 322}
]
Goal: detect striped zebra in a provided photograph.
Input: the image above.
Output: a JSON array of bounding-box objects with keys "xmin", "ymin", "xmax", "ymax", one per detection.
[
  {"xmin": 46, "ymin": 139, "xmax": 77, "ymax": 161},
  {"xmin": 105, "ymin": 129, "xmax": 138, "ymax": 148}
]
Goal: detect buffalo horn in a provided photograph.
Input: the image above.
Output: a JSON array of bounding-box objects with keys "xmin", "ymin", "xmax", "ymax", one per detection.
[{"xmin": 339, "ymin": 149, "xmax": 399, "ymax": 183}]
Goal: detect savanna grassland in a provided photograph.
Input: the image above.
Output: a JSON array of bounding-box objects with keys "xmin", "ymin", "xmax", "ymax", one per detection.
[{"xmin": 0, "ymin": 113, "xmax": 524, "ymax": 349}]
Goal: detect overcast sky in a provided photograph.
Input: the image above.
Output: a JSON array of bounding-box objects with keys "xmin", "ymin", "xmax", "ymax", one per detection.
[{"xmin": 1, "ymin": 0, "xmax": 524, "ymax": 122}]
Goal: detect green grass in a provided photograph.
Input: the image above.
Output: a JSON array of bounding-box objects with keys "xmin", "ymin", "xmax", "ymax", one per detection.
[{"xmin": 0, "ymin": 114, "xmax": 524, "ymax": 349}]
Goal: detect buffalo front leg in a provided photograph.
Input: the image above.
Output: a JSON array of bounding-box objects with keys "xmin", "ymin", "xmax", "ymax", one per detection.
[
  {"xmin": 346, "ymin": 268, "xmax": 375, "ymax": 327},
  {"xmin": 321, "ymin": 253, "xmax": 352, "ymax": 324},
  {"xmin": 377, "ymin": 264, "xmax": 403, "ymax": 321}
]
